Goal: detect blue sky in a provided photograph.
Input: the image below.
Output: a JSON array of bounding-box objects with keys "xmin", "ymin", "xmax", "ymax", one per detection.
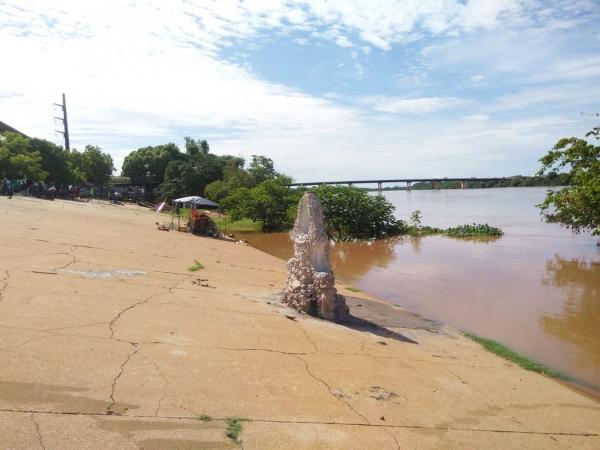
[{"xmin": 1, "ymin": 0, "xmax": 599, "ymax": 181}]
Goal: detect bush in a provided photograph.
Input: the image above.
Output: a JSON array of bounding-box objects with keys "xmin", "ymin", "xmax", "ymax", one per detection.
[
  {"xmin": 445, "ymin": 223, "xmax": 503, "ymax": 237},
  {"xmin": 313, "ymin": 186, "xmax": 406, "ymax": 240}
]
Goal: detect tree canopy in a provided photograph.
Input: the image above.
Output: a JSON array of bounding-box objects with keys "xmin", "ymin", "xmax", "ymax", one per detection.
[
  {"xmin": 537, "ymin": 125, "xmax": 600, "ymax": 236},
  {"xmin": 0, "ymin": 132, "xmax": 114, "ymax": 187},
  {"xmin": 312, "ymin": 185, "xmax": 405, "ymax": 240},
  {"xmin": 121, "ymin": 143, "xmax": 183, "ymax": 183},
  {"xmin": 0, "ymin": 132, "xmax": 47, "ymax": 181}
]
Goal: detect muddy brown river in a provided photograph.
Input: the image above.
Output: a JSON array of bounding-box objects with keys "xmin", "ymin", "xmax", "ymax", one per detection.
[{"xmin": 236, "ymin": 187, "xmax": 600, "ymax": 391}]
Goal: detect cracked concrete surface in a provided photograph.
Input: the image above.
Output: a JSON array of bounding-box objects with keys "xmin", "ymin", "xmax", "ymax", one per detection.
[{"xmin": 1, "ymin": 197, "xmax": 599, "ymax": 449}]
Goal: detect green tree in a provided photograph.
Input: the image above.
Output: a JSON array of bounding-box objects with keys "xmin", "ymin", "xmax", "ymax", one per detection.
[
  {"xmin": 246, "ymin": 176, "xmax": 299, "ymax": 230},
  {"xmin": 204, "ymin": 179, "xmax": 230, "ymax": 203},
  {"xmin": 248, "ymin": 155, "xmax": 276, "ymax": 184},
  {"xmin": 185, "ymin": 137, "xmax": 209, "ymax": 157},
  {"xmin": 0, "ymin": 132, "xmax": 47, "ymax": 181},
  {"xmin": 313, "ymin": 185, "xmax": 404, "ymax": 240},
  {"xmin": 121, "ymin": 143, "xmax": 183, "ymax": 183},
  {"xmin": 29, "ymin": 138, "xmax": 75, "ymax": 184},
  {"xmin": 160, "ymin": 160, "xmax": 196, "ymax": 200},
  {"xmin": 81, "ymin": 145, "xmax": 114, "ymax": 187},
  {"xmin": 537, "ymin": 126, "xmax": 600, "ymax": 236}
]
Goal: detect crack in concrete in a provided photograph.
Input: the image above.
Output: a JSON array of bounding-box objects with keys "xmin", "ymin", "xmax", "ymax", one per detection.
[
  {"xmin": 294, "ymin": 355, "xmax": 370, "ymax": 425},
  {"xmin": 30, "ymin": 413, "xmax": 46, "ymax": 450},
  {"xmin": 109, "ymin": 291, "xmax": 164, "ymax": 339},
  {"xmin": 446, "ymin": 367, "xmax": 524, "ymax": 428},
  {"xmin": 222, "ymin": 347, "xmax": 310, "ymax": 356},
  {"xmin": 292, "ymin": 320, "xmax": 319, "ymax": 353},
  {"xmin": 107, "ymin": 343, "xmax": 139, "ymax": 415},
  {"xmin": 0, "ymin": 269, "xmax": 10, "ymax": 303},
  {"xmin": 53, "ymin": 253, "xmax": 78, "ymax": 272},
  {"xmin": 143, "ymin": 355, "xmax": 169, "ymax": 417},
  {"xmin": 386, "ymin": 429, "xmax": 401, "ymax": 450},
  {"xmin": 2, "ymin": 408, "xmax": 598, "ymax": 437}
]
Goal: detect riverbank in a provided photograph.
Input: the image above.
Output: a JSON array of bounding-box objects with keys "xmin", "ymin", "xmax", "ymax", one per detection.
[{"xmin": 1, "ymin": 197, "xmax": 599, "ymax": 449}]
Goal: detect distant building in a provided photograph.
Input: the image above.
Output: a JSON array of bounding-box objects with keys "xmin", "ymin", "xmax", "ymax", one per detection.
[
  {"xmin": 0, "ymin": 120, "xmax": 28, "ymax": 137},
  {"xmin": 107, "ymin": 176, "xmax": 161, "ymax": 201}
]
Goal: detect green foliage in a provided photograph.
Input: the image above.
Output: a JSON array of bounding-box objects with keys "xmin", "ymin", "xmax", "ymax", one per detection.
[
  {"xmin": 30, "ymin": 138, "xmax": 75, "ymax": 184},
  {"xmin": 220, "ymin": 187, "xmax": 252, "ymax": 221},
  {"xmin": 187, "ymin": 260, "xmax": 204, "ymax": 271},
  {"xmin": 121, "ymin": 143, "xmax": 183, "ymax": 183},
  {"xmin": 248, "ymin": 155, "xmax": 276, "ymax": 184},
  {"xmin": 409, "ymin": 210, "xmax": 422, "ymax": 227},
  {"xmin": 225, "ymin": 417, "xmax": 244, "ymax": 442},
  {"xmin": 537, "ymin": 128, "xmax": 600, "ymax": 236},
  {"xmin": 404, "ymin": 211, "xmax": 501, "ymax": 238},
  {"xmin": 156, "ymin": 138, "xmax": 241, "ymax": 201},
  {"xmin": 0, "ymin": 132, "xmax": 47, "ymax": 181},
  {"xmin": 203, "ymin": 179, "xmax": 230, "ymax": 203},
  {"xmin": 445, "ymin": 223, "xmax": 504, "ymax": 237},
  {"xmin": 81, "ymin": 145, "xmax": 114, "ymax": 186},
  {"xmin": 196, "ymin": 415, "xmax": 213, "ymax": 422},
  {"xmin": 463, "ymin": 332, "xmax": 568, "ymax": 379},
  {"xmin": 0, "ymin": 132, "xmax": 114, "ymax": 187},
  {"xmin": 243, "ymin": 177, "xmax": 300, "ymax": 230},
  {"xmin": 409, "ymin": 173, "xmax": 572, "ymax": 190},
  {"xmin": 212, "ymin": 155, "xmax": 299, "ymax": 230},
  {"xmin": 313, "ymin": 185, "xmax": 406, "ymax": 240}
]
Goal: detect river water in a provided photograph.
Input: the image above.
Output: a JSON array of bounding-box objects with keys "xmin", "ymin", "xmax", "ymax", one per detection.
[{"xmin": 236, "ymin": 188, "xmax": 600, "ymax": 390}]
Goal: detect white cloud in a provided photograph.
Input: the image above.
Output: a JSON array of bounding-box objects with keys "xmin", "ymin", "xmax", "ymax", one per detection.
[
  {"xmin": 335, "ymin": 35, "xmax": 353, "ymax": 48},
  {"xmin": 463, "ymin": 114, "xmax": 490, "ymax": 122},
  {"xmin": 361, "ymin": 96, "xmax": 463, "ymax": 114},
  {"xmin": 0, "ymin": 0, "xmax": 598, "ymax": 180}
]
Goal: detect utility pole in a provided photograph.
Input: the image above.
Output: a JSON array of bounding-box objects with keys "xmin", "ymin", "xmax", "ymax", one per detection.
[{"xmin": 54, "ymin": 93, "xmax": 70, "ymax": 150}]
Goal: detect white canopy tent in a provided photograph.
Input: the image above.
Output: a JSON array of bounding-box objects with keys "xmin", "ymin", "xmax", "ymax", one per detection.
[{"xmin": 173, "ymin": 196, "xmax": 219, "ymax": 209}]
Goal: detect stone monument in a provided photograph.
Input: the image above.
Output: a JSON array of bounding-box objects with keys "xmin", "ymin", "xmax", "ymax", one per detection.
[{"xmin": 282, "ymin": 192, "xmax": 349, "ymax": 321}]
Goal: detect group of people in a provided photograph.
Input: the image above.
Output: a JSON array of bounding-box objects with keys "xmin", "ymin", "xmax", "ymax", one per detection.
[
  {"xmin": 0, "ymin": 178, "xmax": 14, "ymax": 198},
  {"xmin": 0, "ymin": 178, "xmax": 96, "ymax": 201}
]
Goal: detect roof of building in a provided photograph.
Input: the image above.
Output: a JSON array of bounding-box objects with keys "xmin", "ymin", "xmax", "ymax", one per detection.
[{"xmin": 0, "ymin": 121, "xmax": 27, "ymax": 137}]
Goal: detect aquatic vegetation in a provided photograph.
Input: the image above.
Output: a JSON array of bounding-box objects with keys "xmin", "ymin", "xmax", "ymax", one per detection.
[
  {"xmin": 463, "ymin": 332, "xmax": 568, "ymax": 379},
  {"xmin": 445, "ymin": 223, "xmax": 503, "ymax": 237},
  {"xmin": 404, "ymin": 211, "xmax": 502, "ymax": 238}
]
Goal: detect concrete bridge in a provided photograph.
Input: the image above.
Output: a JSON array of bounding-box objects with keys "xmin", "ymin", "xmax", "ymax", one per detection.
[{"xmin": 290, "ymin": 177, "xmax": 509, "ymax": 194}]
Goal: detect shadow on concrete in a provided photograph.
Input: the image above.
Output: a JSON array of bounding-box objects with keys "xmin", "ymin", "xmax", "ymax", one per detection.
[{"xmin": 337, "ymin": 296, "xmax": 442, "ymax": 344}]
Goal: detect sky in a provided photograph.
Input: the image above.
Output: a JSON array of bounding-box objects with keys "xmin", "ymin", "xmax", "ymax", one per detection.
[{"xmin": 1, "ymin": 0, "xmax": 599, "ymax": 181}]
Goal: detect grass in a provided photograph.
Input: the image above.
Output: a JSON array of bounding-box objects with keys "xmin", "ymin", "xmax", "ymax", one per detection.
[
  {"xmin": 164, "ymin": 208, "xmax": 263, "ymax": 233},
  {"xmin": 196, "ymin": 414, "xmax": 213, "ymax": 422},
  {"xmin": 212, "ymin": 216, "xmax": 263, "ymax": 233},
  {"xmin": 187, "ymin": 260, "xmax": 204, "ymax": 271},
  {"xmin": 346, "ymin": 286, "xmax": 362, "ymax": 292},
  {"xmin": 463, "ymin": 331, "xmax": 568, "ymax": 380},
  {"xmin": 225, "ymin": 417, "xmax": 244, "ymax": 442}
]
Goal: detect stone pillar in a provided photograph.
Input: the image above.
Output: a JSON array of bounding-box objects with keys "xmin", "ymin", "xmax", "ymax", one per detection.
[
  {"xmin": 377, "ymin": 181, "xmax": 383, "ymax": 195},
  {"xmin": 282, "ymin": 193, "xmax": 349, "ymax": 321}
]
